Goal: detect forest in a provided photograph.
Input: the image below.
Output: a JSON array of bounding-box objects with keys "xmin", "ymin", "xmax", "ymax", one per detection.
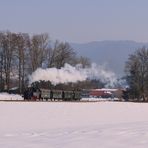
[{"xmin": 0, "ymin": 31, "xmax": 98, "ymax": 93}]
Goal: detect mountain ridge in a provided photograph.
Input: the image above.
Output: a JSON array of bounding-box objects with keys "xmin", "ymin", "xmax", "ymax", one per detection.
[{"xmin": 70, "ymin": 40, "xmax": 148, "ymax": 77}]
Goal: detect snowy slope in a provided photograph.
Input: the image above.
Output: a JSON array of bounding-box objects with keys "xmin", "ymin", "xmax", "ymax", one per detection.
[{"xmin": 0, "ymin": 102, "xmax": 148, "ymax": 148}]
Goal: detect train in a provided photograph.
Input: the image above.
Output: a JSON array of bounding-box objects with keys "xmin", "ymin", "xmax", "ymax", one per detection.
[
  {"xmin": 23, "ymin": 87, "xmax": 82, "ymax": 101},
  {"xmin": 8, "ymin": 85, "xmax": 125, "ymax": 101},
  {"xmin": 23, "ymin": 87, "xmax": 124, "ymax": 101}
]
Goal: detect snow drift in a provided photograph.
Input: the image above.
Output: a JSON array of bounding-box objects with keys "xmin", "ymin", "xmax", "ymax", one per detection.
[{"xmin": 0, "ymin": 93, "xmax": 23, "ymax": 100}]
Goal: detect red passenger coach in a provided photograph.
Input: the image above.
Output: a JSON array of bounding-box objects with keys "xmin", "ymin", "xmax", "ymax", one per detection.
[{"xmin": 90, "ymin": 89, "xmax": 113, "ymax": 98}]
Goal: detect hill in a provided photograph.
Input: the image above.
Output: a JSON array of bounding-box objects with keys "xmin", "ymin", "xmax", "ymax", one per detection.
[{"xmin": 71, "ymin": 40, "xmax": 148, "ymax": 76}]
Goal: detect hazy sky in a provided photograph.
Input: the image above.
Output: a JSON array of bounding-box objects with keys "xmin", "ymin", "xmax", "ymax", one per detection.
[{"xmin": 0, "ymin": 0, "xmax": 148, "ymax": 43}]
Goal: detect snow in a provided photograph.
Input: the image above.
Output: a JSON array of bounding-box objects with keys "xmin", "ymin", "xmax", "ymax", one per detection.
[
  {"xmin": 81, "ymin": 97, "xmax": 113, "ymax": 101},
  {"xmin": 0, "ymin": 93, "xmax": 23, "ymax": 100},
  {"xmin": 0, "ymin": 101, "xmax": 148, "ymax": 148}
]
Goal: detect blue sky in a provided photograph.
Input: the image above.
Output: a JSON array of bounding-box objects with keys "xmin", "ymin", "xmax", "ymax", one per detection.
[{"xmin": 0, "ymin": 0, "xmax": 148, "ymax": 43}]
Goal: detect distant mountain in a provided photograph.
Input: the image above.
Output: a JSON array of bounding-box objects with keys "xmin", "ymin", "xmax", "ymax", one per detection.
[{"xmin": 71, "ymin": 40, "xmax": 148, "ymax": 77}]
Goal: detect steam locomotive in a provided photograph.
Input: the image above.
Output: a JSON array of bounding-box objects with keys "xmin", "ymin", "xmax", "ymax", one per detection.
[{"xmin": 23, "ymin": 87, "xmax": 81, "ymax": 101}]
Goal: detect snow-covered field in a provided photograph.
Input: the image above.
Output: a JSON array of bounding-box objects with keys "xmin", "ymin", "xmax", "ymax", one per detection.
[{"xmin": 0, "ymin": 100, "xmax": 148, "ymax": 148}]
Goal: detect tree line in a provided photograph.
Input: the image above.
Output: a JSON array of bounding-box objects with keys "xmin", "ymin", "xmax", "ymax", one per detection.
[
  {"xmin": 0, "ymin": 31, "xmax": 148, "ymax": 101},
  {"xmin": 0, "ymin": 31, "xmax": 91, "ymax": 93}
]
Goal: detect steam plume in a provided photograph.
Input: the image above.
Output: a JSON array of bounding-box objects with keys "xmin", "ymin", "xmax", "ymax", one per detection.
[{"xmin": 29, "ymin": 63, "xmax": 117, "ymax": 87}]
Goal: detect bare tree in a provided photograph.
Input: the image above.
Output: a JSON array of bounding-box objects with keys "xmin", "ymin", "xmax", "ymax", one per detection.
[
  {"xmin": 75, "ymin": 56, "xmax": 91, "ymax": 68},
  {"xmin": 0, "ymin": 52, "xmax": 3, "ymax": 91},
  {"xmin": 125, "ymin": 47, "xmax": 148, "ymax": 101},
  {"xmin": 0, "ymin": 33, "xmax": 4, "ymax": 91},
  {"xmin": 29, "ymin": 33, "xmax": 50, "ymax": 71},
  {"xmin": 47, "ymin": 40, "xmax": 58, "ymax": 68},
  {"xmin": 13, "ymin": 33, "xmax": 30, "ymax": 93},
  {"xmin": 53, "ymin": 41, "xmax": 76, "ymax": 68},
  {"xmin": 0, "ymin": 32, "xmax": 16, "ymax": 90}
]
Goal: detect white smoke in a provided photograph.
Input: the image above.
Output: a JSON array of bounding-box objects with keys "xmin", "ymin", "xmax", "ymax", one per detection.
[{"xmin": 29, "ymin": 63, "xmax": 117, "ymax": 87}]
